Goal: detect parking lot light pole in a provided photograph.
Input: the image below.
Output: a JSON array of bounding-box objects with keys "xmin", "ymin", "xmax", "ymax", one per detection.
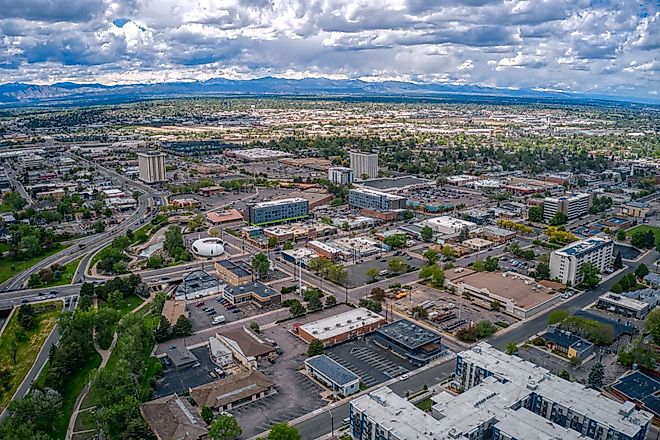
[{"xmin": 328, "ymin": 408, "xmax": 334, "ymax": 438}]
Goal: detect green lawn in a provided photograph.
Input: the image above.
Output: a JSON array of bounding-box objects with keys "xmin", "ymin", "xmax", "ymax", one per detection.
[
  {"xmin": 100, "ymin": 293, "xmax": 144, "ymax": 316},
  {"xmin": 28, "ymin": 257, "xmax": 82, "ymax": 289},
  {"xmin": 0, "ymin": 301, "xmax": 62, "ymax": 412},
  {"xmin": 0, "ymin": 245, "xmax": 68, "ymax": 285},
  {"xmin": 627, "ymin": 225, "xmax": 660, "ymax": 242},
  {"xmin": 415, "ymin": 397, "xmax": 433, "ymax": 412}
]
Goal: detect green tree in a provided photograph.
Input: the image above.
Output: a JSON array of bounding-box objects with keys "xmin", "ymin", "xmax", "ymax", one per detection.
[
  {"xmin": 209, "ymin": 414, "xmax": 242, "ymax": 440},
  {"xmin": 548, "ymin": 211, "xmax": 567, "ymax": 226},
  {"xmin": 422, "ymin": 248, "xmax": 439, "ymax": 265},
  {"xmin": 548, "ymin": 309, "xmax": 569, "ymax": 325},
  {"xmin": 558, "ymin": 370, "xmax": 570, "ymax": 381},
  {"xmin": 94, "ymin": 220, "xmax": 106, "ymax": 233},
  {"xmin": 505, "ymin": 342, "xmax": 518, "ymax": 355},
  {"xmin": 307, "ymin": 338, "xmax": 324, "ymax": 357},
  {"xmin": 388, "ymin": 257, "xmax": 409, "ymax": 274},
  {"xmin": 534, "ymin": 261, "xmax": 551, "ymax": 280},
  {"xmin": 644, "ymin": 309, "xmax": 660, "ymax": 344},
  {"xmin": 370, "ymin": 287, "xmax": 386, "ymax": 302},
  {"xmin": 289, "ymin": 300, "xmax": 306, "ymax": 317},
  {"xmin": 359, "ymin": 298, "xmax": 382, "ymax": 313},
  {"xmin": 268, "ymin": 423, "xmax": 301, "ymax": 440},
  {"xmin": 252, "ymin": 253, "xmax": 270, "ymax": 280},
  {"xmin": 613, "ymin": 252, "xmax": 623, "ymax": 270},
  {"xmin": 306, "ymin": 292, "xmax": 323, "ymax": 311},
  {"xmin": 587, "ymin": 362, "xmax": 605, "ymax": 389},
  {"xmin": 268, "ymin": 236, "xmax": 278, "ymax": 249},
  {"xmin": 420, "ymin": 226, "xmax": 434, "ymax": 242},
  {"xmin": 616, "ymin": 229, "xmax": 626, "ymax": 241},
  {"xmin": 325, "ymin": 295, "xmax": 337, "ymax": 307},
  {"xmin": 164, "ymin": 225, "xmax": 185, "ymax": 257},
  {"xmin": 250, "ymin": 321, "xmax": 260, "ymax": 334},
  {"xmin": 419, "ymin": 264, "xmax": 445, "ymax": 287},
  {"xmin": 201, "ymin": 406, "xmax": 214, "ymax": 425},
  {"xmin": 366, "ymin": 267, "xmax": 379, "ymax": 282},
  {"xmin": 174, "ymin": 314, "xmax": 192, "ymax": 336},
  {"xmin": 16, "ymin": 304, "xmax": 36, "ymax": 330},
  {"xmin": 635, "ymin": 263, "xmax": 649, "ymax": 279},
  {"xmin": 528, "ymin": 206, "xmax": 544, "ymax": 222},
  {"xmin": 578, "ymin": 262, "xmax": 600, "ymax": 288},
  {"xmin": 283, "ymin": 240, "xmax": 294, "ymax": 250},
  {"xmin": 382, "ymin": 234, "xmax": 407, "ymax": 249}
]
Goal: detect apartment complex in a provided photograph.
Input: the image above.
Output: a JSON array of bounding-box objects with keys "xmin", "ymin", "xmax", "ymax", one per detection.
[
  {"xmin": 348, "ymin": 187, "xmax": 406, "ymax": 211},
  {"xmin": 349, "ymin": 343, "xmax": 651, "ymax": 440},
  {"xmin": 543, "ymin": 193, "xmax": 592, "ymax": 222},
  {"xmin": 349, "ymin": 151, "xmax": 379, "ymax": 180},
  {"xmin": 328, "ymin": 166, "xmax": 354, "ymax": 184},
  {"xmin": 244, "ymin": 198, "xmax": 309, "ymax": 226},
  {"xmin": 137, "ymin": 151, "xmax": 166, "ymax": 183},
  {"xmin": 549, "ymin": 237, "xmax": 613, "ymax": 286}
]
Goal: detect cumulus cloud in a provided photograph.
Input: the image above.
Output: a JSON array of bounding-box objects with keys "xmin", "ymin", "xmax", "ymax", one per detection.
[{"xmin": 0, "ymin": 0, "xmax": 657, "ymax": 99}]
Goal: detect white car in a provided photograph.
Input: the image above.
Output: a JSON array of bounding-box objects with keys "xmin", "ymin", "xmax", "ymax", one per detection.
[{"xmin": 399, "ymin": 374, "xmax": 409, "ymax": 380}]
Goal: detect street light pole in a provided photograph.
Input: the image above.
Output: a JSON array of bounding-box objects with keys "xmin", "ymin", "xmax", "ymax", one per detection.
[{"xmin": 329, "ymin": 408, "xmax": 334, "ymax": 438}]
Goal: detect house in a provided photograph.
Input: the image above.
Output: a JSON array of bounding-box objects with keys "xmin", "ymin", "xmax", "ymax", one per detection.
[
  {"xmin": 216, "ymin": 327, "xmax": 275, "ymax": 368},
  {"xmin": 140, "ymin": 394, "xmax": 209, "ymax": 440}
]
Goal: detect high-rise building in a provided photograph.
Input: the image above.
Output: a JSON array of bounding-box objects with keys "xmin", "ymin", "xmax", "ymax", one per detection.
[
  {"xmin": 549, "ymin": 237, "xmax": 613, "ymax": 286},
  {"xmin": 349, "ymin": 152, "xmax": 378, "ymax": 180},
  {"xmin": 348, "ymin": 187, "xmax": 406, "ymax": 211},
  {"xmin": 138, "ymin": 151, "xmax": 166, "ymax": 183},
  {"xmin": 245, "ymin": 198, "xmax": 309, "ymax": 226},
  {"xmin": 543, "ymin": 193, "xmax": 592, "ymax": 222},
  {"xmin": 328, "ymin": 167, "xmax": 354, "ymax": 185}
]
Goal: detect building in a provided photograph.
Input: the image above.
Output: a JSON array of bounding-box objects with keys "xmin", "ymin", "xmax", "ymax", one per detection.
[
  {"xmin": 190, "ymin": 370, "xmax": 274, "ymax": 411},
  {"xmin": 191, "ymin": 238, "xmax": 225, "ymax": 257},
  {"xmin": 350, "ymin": 151, "xmax": 379, "ymax": 180},
  {"xmin": 307, "ymin": 240, "xmax": 342, "ymax": 260},
  {"xmin": 227, "ymin": 148, "xmax": 293, "ymax": 161},
  {"xmin": 610, "ymin": 370, "xmax": 660, "ymax": 421},
  {"xmin": 208, "ymin": 336, "xmax": 233, "ymax": 367},
  {"xmin": 275, "ymin": 189, "xmax": 334, "ymax": 210},
  {"xmin": 549, "ymin": 237, "xmax": 614, "ymax": 286},
  {"xmin": 138, "ymin": 151, "xmax": 166, "ymax": 183},
  {"xmin": 206, "ymin": 209, "xmax": 244, "ymax": 225},
  {"xmin": 351, "ymin": 342, "xmax": 656, "ymax": 440},
  {"xmin": 296, "ymin": 308, "xmax": 385, "ymax": 346},
  {"xmin": 215, "ymin": 259, "xmax": 253, "ymax": 285},
  {"xmin": 372, "ymin": 319, "xmax": 443, "ymax": 366},
  {"xmin": 328, "ymin": 166, "xmax": 354, "ymax": 185},
  {"xmin": 245, "ymin": 198, "xmax": 309, "ymax": 226},
  {"xmin": 445, "ymin": 268, "xmax": 562, "ymax": 319},
  {"xmin": 216, "ymin": 327, "xmax": 275, "ymax": 368},
  {"xmin": 357, "ymin": 176, "xmax": 435, "ymax": 193},
  {"xmin": 348, "ymin": 187, "xmax": 406, "ymax": 211},
  {"xmin": 305, "ymin": 355, "xmax": 360, "ymax": 397},
  {"xmin": 223, "ymin": 282, "xmax": 281, "ymax": 307},
  {"xmin": 140, "ymin": 394, "xmax": 209, "ymax": 440},
  {"xmin": 543, "ymin": 193, "xmax": 592, "ymax": 222},
  {"xmin": 166, "ymin": 347, "xmax": 198, "ymax": 369},
  {"xmin": 174, "ymin": 270, "xmax": 225, "ymax": 301},
  {"xmin": 597, "ymin": 288, "xmax": 660, "ymax": 319},
  {"xmin": 446, "ymin": 174, "xmax": 480, "ymax": 186},
  {"xmin": 423, "ymin": 216, "xmax": 478, "ymax": 235},
  {"xmin": 162, "ymin": 140, "xmax": 237, "ymax": 156},
  {"xmin": 621, "ymin": 201, "xmax": 655, "ymax": 218},
  {"xmin": 542, "ymin": 325, "xmax": 594, "ymax": 360}
]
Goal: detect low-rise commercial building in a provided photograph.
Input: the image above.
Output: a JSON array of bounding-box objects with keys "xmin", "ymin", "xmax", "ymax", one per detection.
[
  {"xmin": 223, "ymin": 282, "xmax": 281, "ymax": 308},
  {"xmin": 305, "ymin": 355, "xmax": 360, "ymax": 397},
  {"xmin": 190, "ymin": 370, "xmax": 274, "ymax": 411},
  {"xmin": 542, "ymin": 325, "xmax": 594, "ymax": 360},
  {"xmin": 296, "ymin": 308, "xmax": 385, "ymax": 346},
  {"xmin": 206, "ymin": 209, "xmax": 244, "ymax": 225},
  {"xmin": 423, "ymin": 216, "xmax": 478, "ymax": 235},
  {"xmin": 549, "ymin": 237, "xmax": 614, "ymax": 286},
  {"xmin": 208, "ymin": 336, "xmax": 233, "ymax": 367},
  {"xmin": 610, "ymin": 370, "xmax": 660, "ymax": 421},
  {"xmin": 597, "ymin": 288, "xmax": 660, "ymax": 319},
  {"xmin": 216, "ymin": 327, "xmax": 275, "ymax": 368},
  {"xmin": 245, "ymin": 198, "xmax": 309, "ymax": 226},
  {"xmin": 227, "ymin": 148, "xmax": 293, "ymax": 161},
  {"xmin": 174, "ymin": 270, "xmax": 225, "ymax": 301},
  {"xmin": 348, "ymin": 187, "xmax": 406, "ymax": 211},
  {"xmin": 215, "ymin": 259, "xmax": 253, "ymax": 285},
  {"xmin": 372, "ymin": 319, "xmax": 443, "ymax": 366},
  {"xmin": 621, "ymin": 201, "xmax": 655, "ymax": 218},
  {"xmin": 141, "ymin": 394, "xmax": 208, "ymax": 440},
  {"xmin": 543, "ymin": 193, "xmax": 592, "ymax": 222}
]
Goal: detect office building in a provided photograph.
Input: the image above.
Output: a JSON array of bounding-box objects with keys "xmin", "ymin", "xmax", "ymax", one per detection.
[
  {"xmin": 245, "ymin": 198, "xmax": 309, "ymax": 226},
  {"xmin": 305, "ymin": 355, "xmax": 360, "ymax": 397},
  {"xmin": 542, "ymin": 325, "xmax": 594, "ymax": 360},
  {"xmin": 549, "ymin": 237, "xmax": 613, "ymax": 286},
  {"xmin": 296, "ymin": 308, "xmax": 385, "ymax": 346},
  {"xmin": 140, "ymin": 394, "xmax": 208, "ymax": 440},
  {"xmin": 372, "ymin": 319, "xmax": 443, "ymax": 366},
  {"xmin": 423, "ymin": 215, "xmax": 478, "ymax": 235},
  {"xmin": 174, "ymin": 270, "xmax": 224, "ymax": 301},
  {"xmin": 597, "ymin": 288, "xmax": 660, "ymax": 319},
  {"xmin": 137, "ymin": 151, "xmax": 166, "ymax": 183},
  {"xmin": 216, "ymin": 327, "xmax": 275, "ymax": 369},
  {"xmin": 348, "ymin": 187, "xmax": 406, "ymax": 211},
  {"xmin": 350, "ymin": 151, "xmax": 379, "ymax": 180},
  {"xmin": 328, "ymin": 166, "xmax": 354, "ymax": 184},
  {"xmin": 543, "ymin": 193, "xmax": 592, "ymax": 222},
  {"xmin": 215, "ymin": 259, "xmax": 253, "ymax": 285},
  {"xmin": 190, "ymin": 370, "xmax": 274, "ymax": 411},
  {"xmin": 349, "ymin": 343, "xmax": 652, "ymax": 440}
]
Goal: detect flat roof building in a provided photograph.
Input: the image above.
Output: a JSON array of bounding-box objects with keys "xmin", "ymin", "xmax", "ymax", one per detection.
[
  {"xmin": 544, "ymin": 193, "xmax": 592, "ymax": 222},
  {"xmin": 423, "ymin": 216, "xmax": 478, "ymax": 235},
  {"xmin": 297, "ymin": 308, "xmax": 385, "ymax": 346},
  {"xmin": 245, "ymin": 198, "xmax": 309, "ymax": 226},
  {"xmin": 348, "ymin": 187, "xmax": 406, "ymax": 212},
  {"xmin": 215, "ymin": 259, "xmax": 253, "ymax": 286},
  {"xmin": 549, "ymin": 237, "xmax": 613, "ymax": 286},
  {"xmin": 328, "ymin": 166, "xmax": 354, "ymax": 185},
  {"xmin": 350, "ymin": 151, "xmax": 379, "ymax": 180},
  {"xmin": 372, "ymin": 319, "xmax": 443, "ymax": 366},
  {"xmin": 223, "ymin": 281, "xmax": 281, "ymax": 308},
  {"xmin": 357, "ymin": 176, "xmax": 434, "ymax": 192},
  {"xmin": 174, "ymin": 270, "xmax": 225, "ymax": 301},
  {"xmin": 305, "ymin": 354, "xmax": 360, "ymax": 397},
  {"xmin": 138, "ymin": 151, "xmax": 166, "ymax": 183},
  {"xmin": 597, "ymin": 291, "xmax": 654, "ymax": 319}
]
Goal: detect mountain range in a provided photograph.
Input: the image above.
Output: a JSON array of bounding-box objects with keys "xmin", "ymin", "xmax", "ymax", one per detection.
[{"xmin": 0, "ymin": 77, "xmax": 657, "ymax": 108}]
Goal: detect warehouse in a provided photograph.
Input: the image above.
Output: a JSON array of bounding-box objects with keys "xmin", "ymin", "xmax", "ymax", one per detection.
[{"xmin": 296, "ymin": 308, "xmax": 385, "ymax": 346}]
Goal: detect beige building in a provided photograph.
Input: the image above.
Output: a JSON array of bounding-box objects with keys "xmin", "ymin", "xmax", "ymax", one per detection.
[{"xmin": 138, "ymin": 151, "xmax": 166, "ymax": 183}]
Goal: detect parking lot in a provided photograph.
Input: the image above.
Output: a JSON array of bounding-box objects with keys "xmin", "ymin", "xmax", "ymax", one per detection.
[
  {"xmin": 188, "ymin": 295, "xmax": 246, "ymax": 332},
  {"xmin": 153, "ymin": 347, "xmax": 217, "ymax": 398},
  {"xmin": 345, "ymin": 253, "xmax": 424, "ymax": 288}
]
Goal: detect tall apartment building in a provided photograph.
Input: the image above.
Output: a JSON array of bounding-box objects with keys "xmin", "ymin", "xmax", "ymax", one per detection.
[
  {"xmin": 137, "ymin": 151, "xmax": 166, "ymax": 183},
  {"xmin": 543, "ymin": 193, "xmax": 592, "ymax": 222},
  {"xmin": 349, "ymin": 152, "xmax": 379, "ymax": 180},
  {"xmin": 348, "ymin": 187, "xmax": 406, "ymax": 211},
  {"xmin": 245, "ymin": 198, "xmax": 309, "ymax": 226},
  {"xmin": 349, "ymin": 343, "xmax": 651, "ymax": 440},
  {"xmin": 328, "ymin": 166, "xmax": 354, "ymax": 185},
  {"xmin": 549, "ymin": 237, "xmax": 613, "ymax": 286}
]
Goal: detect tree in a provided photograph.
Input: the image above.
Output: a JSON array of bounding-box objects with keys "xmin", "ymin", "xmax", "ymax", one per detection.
[
  {"xmin": 107, "ymin": 289, "xmax": 124, "ymax": 308},
  {"xmin": 174, "ymin": 315, "xmax": 192, "ymax": 336},
  {"xmin": 616, "ymin": 229, "xmax": 626, "ymax": 241},
  {"xmin": 370, "ymin": 287, "xmax": 386, "ymax": 302},
  {"xmin": 382, "ymin": 234, "xmax": 407, "ymax": 249},
  {"xmin": 644, "ymin": 309, "xmax": 660, "ymax": 344},
  {"xmin": 505, "ymin": 342, "xmax": 518, "ymax": 355},
  {"xmin": 578, "ymin": 262, "xmax": 600, "ymax": 288},
  {"xmin": 558, "ymin": 370, "xmax": 570, "ymax": 381},
  {"xmin": 268, "ymin": 422, "xmax": 301, "ymax": 440},
  {"xmin": 250, "ymin": 321, "xmax": 260, "ymax": 334},
  {"xmin": 209, "ymin": 414, "xmax": 242, "ymax": 440},
  {"xmin": 289, "ymin": 300, "xmax": 306, "ymax": 317},
  {"xmin": 528, "ymin": 206, "xmax": 543, "ymax": 222},
  {"xmin": 388, "ymin": 257, "xmax": 409, "ymax": 274},
  {"xmin": 16, "ymin": 304, "xmax": 36, "ymax": 330},
  {"xmin": 307, "ymin": 338, "xmax": 324, "ymax": 357},
  {"xmin": 613, "ymin": 252, "xmax": 623, "ymax": 270},
  {"xmin": 422, "ymin": 248, "xmax": 438, "ymax": 265},
  {"xmin": 201, "ymin": 406, "xmax": 214, "ymax": 425},
  {"xmin": 419, "ymin": 264, "xmax": 445, "ymax": 287},
  {"xmin": 306, "ymin": 292, "xmax": 323, "ymax": 311},
  {"xmin": 490, "ymin": 300, "xmax": 502, "ymax": 311},
  {"xmin": 548, "ymin": 212, "xmax": 567, "ymax": 226},
  {"xmin": 635, "ymin": 263, "xmax": 649, "ymax": 279},
  {"xmin": 534, "ymin": 261, "xmax": 550, "ymax": 280},
  {"xmin": 94, "ymin": 220, "xmax": 106, "ymax": 233},
  {"xmin": 252, "ymin": 253, "xmax": 270, "ymax": 280},
  {"xmin": 630, "ymin": 230, "xmax": 655, "ymax": 249},
  {"xmin": 587, "ymin": 362, "xmax": 605, "ymax": 389},
  {"xmin": 569, "ymin": 356, "xmax": 582, "ymax": 368},
  {"xmin": 366, "ymin": 267, "xmax": 379, "ymax": 282},
  {"xmin": 548, "ymin": 309, "xmax": 569, "ymax": 325},
  {"xmin": 164, "ymin": 225, "xmax": 187, "ymax": 258},
  {"xmin": 268, "ymin": 236, "xmax": 278, "ymax": 249},
  {"xmin": 420, "ymin": 226, "xmax": 434, "ymax": 242},
  {"xmin": 325, "ymin": 295, "xmax": 337, "ymax": 307},
  {"xmin": 283, "ymin": 240, "xmax": 294, "ymax": 250},
  {"xmin": 359, "ymin": 298, "xmax": 382, "ymax": 313}
]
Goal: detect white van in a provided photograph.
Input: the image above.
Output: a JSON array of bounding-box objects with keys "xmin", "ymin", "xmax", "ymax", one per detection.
[{"xmin": 212, "ymin": 315, "xmax": 226, "ymax": 325}]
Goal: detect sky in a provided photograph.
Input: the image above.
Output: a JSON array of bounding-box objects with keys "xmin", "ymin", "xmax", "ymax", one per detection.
[{"xmin": 0, "ymin": 0, "xmax": 658, "ymax": 99}]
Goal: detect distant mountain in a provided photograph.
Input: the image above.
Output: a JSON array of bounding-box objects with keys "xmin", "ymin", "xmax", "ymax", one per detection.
[{"xmin": 0, "ymin": 77, "xmax": 657, "ymax": 108}]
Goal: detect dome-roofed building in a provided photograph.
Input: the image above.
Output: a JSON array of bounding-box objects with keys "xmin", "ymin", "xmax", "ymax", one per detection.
[{"xmin": 191, "ymin": 237, "xmax": 225, "ymax": 257}]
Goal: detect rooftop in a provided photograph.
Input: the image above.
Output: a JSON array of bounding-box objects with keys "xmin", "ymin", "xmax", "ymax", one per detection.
[
  {"xmin": 305, "ymin": 355, "xmax": 360, "ymax": 386},
  {"xmin": 216, "ymin": 259, "xmax": 252, "ymax": 278},
  {"xmin": 554, "ymin": 237, "xmax": 612, "ymax": 257},
  {"xmin": 140, "ymin": 394, "xmax": 208, "ymax": 440},
  {"xmin": 252, "ymin": 197, "xmax": 308, "ymax": 209},
  {"xmin": 612, "ymin": 370, "xmax": 660, "ymax": 416},
  {"xmin": 349, "ymin": 186, "xmax": 406, "ymax": 200},
  {"xmin": 357, "ymin": 176, "xmax": 434, "ymax": 191},
  {"xmin": 224, "ymin": 282, "xmax": 280, "ymax": 300},
  {"xmin": 298, "ymin": 308, "xmax": 385, "ymax": 341},
  {"xmin": 175, "ymin": 270, "xmax": 224, "ymax": 298},
  {"xmin": 190, "ymin": 370, "xmax": 274, "ymax": 409},
  {"xmin": 218, "ymin": 327, "xmax": 274, "ymax": 358},
  {"xmin": 375, "ymin": 319, "xmax": 441, "ymax": 350}
]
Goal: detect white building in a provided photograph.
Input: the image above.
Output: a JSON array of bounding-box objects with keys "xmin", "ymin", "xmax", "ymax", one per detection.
[
  {"xmin": 208, "ymin": 336, "xmax": 233, "ymax": 367},
  {"xmin": 549, "ymin": 237, "xmax": 613, "ymax": 286},
  {"xmin": 191, "ymin": 238, "xmax": 225, "ymax": 257},
  {"xmin": 543, "ymin": 193, "xmax": 592, "ymax": 222},
  {"xmin": 349, "ymin": 343, "xmax": 652, "ymax": 440},
  {"xmin": 328, "ymin": 166, "xmax": 354, "ymax": 185},
  {"xmin": 350, "ymin": 151, "xmax": 379, "ymax": 180},
  {"xmin": 138, "ymin": 151, "xmax": 166, "ymax": 183},
  {"xmin": 423, "ymin": 216, "xmax": 478, "ymax": 235}
]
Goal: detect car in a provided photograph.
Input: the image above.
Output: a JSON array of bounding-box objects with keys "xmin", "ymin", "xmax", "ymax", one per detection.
[
  {"xmin": 196, "ymin": 302, "xmax": 205, "ymax": 307},
  {"xmin": 161, "ymin": 277, "xmax": 170, "ymax": 281},
  {"xmin": 231, "ymin": 309, "xmax": 241, "ymax": 314},
  {"xmin": 207, "ymin": 310, "xmax": 217, "ymax": 316},
  {"xmin": 47, "ymin": 294, "xmax": 56, "ymax": 299},
  {"xmin": 399, "ymin": 374, "xmax": 409, "ymax": 380},
  {"xmin": 21, "ymin": 298, "xmax": 29, "ymax": 304},
  {"xmin": 37, "ymin": 292, "xmax": 46, "ymax": 296},
  {"xmin": 342, "ymin": 418, "xmax": 350, "ymax": 426},
  {"xmin": 50, "ymin": 290, "xmax": 58, "ymax": 295}
]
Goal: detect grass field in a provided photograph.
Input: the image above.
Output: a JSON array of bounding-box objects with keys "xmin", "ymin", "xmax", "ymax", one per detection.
[
  {"xmin": 0, "ymin": 245, "xmax": 67, "ymax": 285},
  {"xmin": 30, "ymin": 257, "xmax": 82, "ymax": 288},
  {"xmin": 0, "ymin": 301, "xmax": 62, "ymax": 412},
  {"xmin": 627, "ymin": 225, "xmax": 660, "ymax": 242},
  {"xmin": 100, "ymin": 293, "xmax": 144, "ymax": 316}
]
